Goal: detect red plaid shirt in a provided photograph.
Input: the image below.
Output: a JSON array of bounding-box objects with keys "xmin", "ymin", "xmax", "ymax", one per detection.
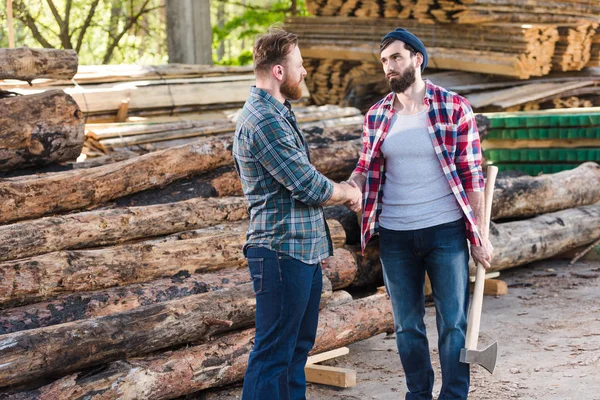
[{"xmin": 353, "ymin": 79, "xmax": 485, "ymax": 251}]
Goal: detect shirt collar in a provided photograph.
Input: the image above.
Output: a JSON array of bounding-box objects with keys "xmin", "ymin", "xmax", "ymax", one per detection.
[
  {"xmin": 249, "ymin": 86, "xmax": 293, "ymax": 117},
  {"xmin": 381, "ymin": 78, "xmax": 435, "ymax": 110}
]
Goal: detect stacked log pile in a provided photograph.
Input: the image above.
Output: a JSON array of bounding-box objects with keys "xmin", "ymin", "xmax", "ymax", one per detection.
[
  {"xmin": 288, "ymin": 2, "xmax": 599, "ymax": 112},
  {"xmin": 1, "ymin": 107, "xmax": 599, "ymax": 396}
]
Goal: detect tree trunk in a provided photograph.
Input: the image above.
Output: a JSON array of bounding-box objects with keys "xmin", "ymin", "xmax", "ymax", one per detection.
[
  {"xmin": 0, "ymin": 90, "xmax": 84, "ymax": 171},
  {"xmin": 0, "ymin": 269, "xmax": 252, "ymax": 334},
  {"xmin": 0, "ymin": 220, "xmax": 346, "ymax": 308},
  {"xmin": 0, "ymin": 136, "xmax": 233, "ymax": 224},
  {"xmin": 9, "ymin": 293, "xmax": 392, "ymax": 398},
  {"xmin": 480, "ymin": 204, "xmax": 600, "ymax": 274},
  {"xmin": 0, "ymin": 197, "xmax": 249, "ymax": 262},
  {"xmin": 0, "ymin": 48, "xmax": 78, "ymax": 82},
  {"xmin": 321, "ymin": 248, "xmax": 357, "ymax": 290},
  {"xmin": 492, "ymin": 162, "xmax": 600, "ymax": 220}
]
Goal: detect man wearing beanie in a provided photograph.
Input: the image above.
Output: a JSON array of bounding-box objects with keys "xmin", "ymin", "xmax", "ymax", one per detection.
[{"xmin": 347, "ymin": 28, "xmax": 493, "ymax": 399}]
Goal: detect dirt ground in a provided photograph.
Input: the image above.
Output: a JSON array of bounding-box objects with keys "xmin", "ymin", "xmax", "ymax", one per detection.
[{"xmin": 198, "ymin": 258, "xmax": 600, "ymax": 400}]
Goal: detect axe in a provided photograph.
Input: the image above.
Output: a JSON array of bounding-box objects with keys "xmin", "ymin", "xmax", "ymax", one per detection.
[{"xmin": 460, "ymin": 165, "xmax": 498, "ymax": 374}]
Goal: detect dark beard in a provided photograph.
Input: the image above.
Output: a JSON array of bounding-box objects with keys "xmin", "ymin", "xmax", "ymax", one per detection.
[
  {"xmin": 388, "ymin": 66, "xmax": 416, "ymax": 93},
  {"xmin": 280, "ymin": 74, "xmax": 303, "ymax": 101}
]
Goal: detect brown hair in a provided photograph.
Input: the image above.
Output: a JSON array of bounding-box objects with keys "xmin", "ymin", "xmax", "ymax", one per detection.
[
  {"xmin": 253, "ymin": 28, "xmax": 298, "ymax": 76},
  {"xmin": 380, "ymin": 37, "xmax": 417, "ymax": 57}
]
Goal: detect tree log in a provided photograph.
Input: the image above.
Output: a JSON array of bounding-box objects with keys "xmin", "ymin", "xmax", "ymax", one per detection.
[
  {"xmin": 0, "ymin": 269, "xmax": 252, "ymax": 334},
  {"xmin": 8, "ymin": 293, "xmax": 392, "ymax": 398},
  {"xmin": 0, "ymin": 136, "xmax": 233, "ymax": 224},
  {"xmin": 0, "ymin": 283, "xmax": 258, "ymax": 388},
  {"xmin": 479, "ymin": 204, "xmax": 600, "ymax": 274},
  {"xmin": 0, "ymin": 220, "xmax": 346, "ymax": 308},
  {"xmin": 492, "ymin": 162, "xmax": 600, "ymax": 220},
  {"xmin": 350, "ymin": 239, "xmax": 384, "ymax": 288},
  {"xmin": 0, "ymin": 48, "xmax": 78, "ymax": 82},
  {"xmin": 0, "ymin": 90, "xmax": 84, "ymax": 171},
  {"xmin": 321, "ymin": 248, "xmax": 357, "ymax": 290},
  {"xmin": 0, "ymin": 197, "xmax": 249, "ymax": 262}
]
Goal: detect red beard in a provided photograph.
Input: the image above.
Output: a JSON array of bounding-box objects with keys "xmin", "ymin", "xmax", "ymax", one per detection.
[{"xmin": 281, "ymin": 74, "xmax": 303, "ymax": 101}]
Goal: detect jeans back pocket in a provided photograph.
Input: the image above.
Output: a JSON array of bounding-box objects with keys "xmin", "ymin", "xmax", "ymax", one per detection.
[{"xmin": 247, "ymin": 257, "xmax": 264, "ymax": 294}]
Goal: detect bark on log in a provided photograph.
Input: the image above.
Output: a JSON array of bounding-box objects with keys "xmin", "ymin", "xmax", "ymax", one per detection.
[
  {"xmin": 0, "ymin": 220, "xmax": 346, "ymax": 308},
  {"xmin": 0, "ymin": 269, "xmax": 252, "ymax": 334},
  {"xmin": 0, "ymin": 273, "xmax": 335, "ymax": 388},
  {"xmin": 0, "ymin": 197, "xmax": 249, "ymax": 262},
  {"xmin": 321, "ymin": 248, "xmax": 357, "ymax": 290},
  {"xmin": 0, "ymin": 136, "xmax": 233, "ymax": 224},
  {"xmin": 479, "ymin": 204, "xmax": 600, "ymax": 274},
  {"xmin": 492, "ymin": 162, "xmax": 600, "ymax": 220},
  {"xmin": 0, "ymin": 283, "xmax": 258, "ymax": 387},
  {"xmin": 9, "ymin": 293, "xmax": 392, "ymax": 398},
  {"xmin": 0, "ymin": 90, "xmax": 84, "ymax": 171},
  {"xmin": 0, "ymin": 48, "xmax": 78, "ymax": 82}
]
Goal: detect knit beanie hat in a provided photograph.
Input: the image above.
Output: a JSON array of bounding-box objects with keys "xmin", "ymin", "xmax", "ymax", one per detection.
[{"xmin": 381, "ymin": 28, "xmax": 428, "ymax": 71}]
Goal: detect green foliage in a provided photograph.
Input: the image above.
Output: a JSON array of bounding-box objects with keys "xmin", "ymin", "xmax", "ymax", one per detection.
[
  {"xmin": 212, "ymin": 0, "xmax": 308, "ymax": 66},
  {"xmin": 1, "ymin": 0, "xmax": 167, "ymax": 65}
]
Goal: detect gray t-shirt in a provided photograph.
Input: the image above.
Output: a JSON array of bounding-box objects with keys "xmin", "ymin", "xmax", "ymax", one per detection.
[{"xmin": 379, "ymin": 109, "xmax": 462, "ymax": 231}]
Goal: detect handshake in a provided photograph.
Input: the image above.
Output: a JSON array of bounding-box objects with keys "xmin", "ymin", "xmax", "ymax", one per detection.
[
  {"xmin": 324, "ymin": 175, "xmax": 364, "ymax": 212},
  {"xmin": 340, "ymin": 180, "xmax": 362, "ymax": 212}
]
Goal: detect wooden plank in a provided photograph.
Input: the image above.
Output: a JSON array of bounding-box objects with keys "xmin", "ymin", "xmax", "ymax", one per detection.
[
  {"xmin": 304, "ymin": 364, "xmax": 357, "ymax": 388},
  {"xmin": 306, "ymin": 347, "xmax": 350, "ymax": 365},
  {"xmin": 484, "ymin": 279, "xmax": 509, "ymax": 296}
]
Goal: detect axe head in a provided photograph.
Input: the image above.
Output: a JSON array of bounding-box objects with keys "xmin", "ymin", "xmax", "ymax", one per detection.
[{"xmin": 460, "ymin": 341, "xmax": 498, "ymax": 374}]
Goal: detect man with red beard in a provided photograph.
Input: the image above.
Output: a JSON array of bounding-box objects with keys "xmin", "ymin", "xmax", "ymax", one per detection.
[
  {"xmin": 347, "ymin": 29, "xmax": 493, "ymax": 399},
  {"xmin": 233, "ymin": 28, "xmax": 361, "ymax": 400}
]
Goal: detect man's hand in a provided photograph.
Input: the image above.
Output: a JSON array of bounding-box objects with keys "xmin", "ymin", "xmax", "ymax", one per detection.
[
  {"xmin": 471, "ymin": 237, "xmax": 494, "ymax": 269},
  {"xmin": 323, "ymin": 180, "xmax": 362, "ymax": 208},
  {"xmin": 344, "ymin": 180, "xmax": 362, "ymax": 212}
]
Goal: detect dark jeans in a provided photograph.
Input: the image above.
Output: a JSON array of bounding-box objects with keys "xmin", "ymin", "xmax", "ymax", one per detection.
[
  {"xmin": 241, "ymin": 247, "xmax": 322, "ymax": 400},
  {"xmin": 379, "ymin": 219, "xmax": 470, "ymax": 400}
]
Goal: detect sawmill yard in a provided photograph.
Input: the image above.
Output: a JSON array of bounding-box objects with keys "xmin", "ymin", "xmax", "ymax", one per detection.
[{"xmin": 0, "ymin": 0, "xmax": 599, "ymax": 398}]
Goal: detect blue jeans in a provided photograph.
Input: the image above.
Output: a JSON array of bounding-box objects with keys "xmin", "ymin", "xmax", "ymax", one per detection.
[
  {"xmin": 241, "ymin": 247, "xmax": 323, "ymax": 400},
  {"xmin": 379, "ymin": 219, "xmax": 470, "ymax": 400}
]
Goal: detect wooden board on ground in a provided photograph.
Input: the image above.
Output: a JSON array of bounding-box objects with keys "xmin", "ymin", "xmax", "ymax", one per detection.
[
  {"xmin": 306, "ymin": 347, "xmax": 350, "ymax": 366},
  {"xmin": 305, "ymin": 365, "xmax": 357, "ymax": 388}
]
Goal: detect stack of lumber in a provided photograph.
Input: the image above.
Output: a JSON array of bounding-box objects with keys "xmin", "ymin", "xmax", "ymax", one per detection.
[
  {"xmin": 482, "ymin": 108, "xmax": 600, "ymax": 174},
  {"xmin": 290, "ymin": 17, "xmax": 560, "ymax": 79},
  {"xmin": 553, "ymin": 24, "xmax": 599, "ymax": 72},
  {"xmin": 0, "ymin": 63, "xmax": 293, "ymax": 124},
  {"xmin": 83, "ymin": 104, "xmax": 363, "ymax": 156},
  {"xmin": 305, "ymin": 0, "xmax": 600, "ymax": 25},
  {"xmin": 0, "ymin": 49, "xmax": 84, "ymax": 172}
]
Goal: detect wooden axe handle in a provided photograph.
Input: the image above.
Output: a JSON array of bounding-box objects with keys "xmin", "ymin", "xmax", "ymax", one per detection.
[{"xmin": 465, "ymin": 166, "xmax": 498, "ymax": 351}]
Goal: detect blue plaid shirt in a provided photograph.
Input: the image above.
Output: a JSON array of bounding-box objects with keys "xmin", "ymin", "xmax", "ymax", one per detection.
[{"xmin": 233, "ymin": 87, "xmax": 334, "ymax": 264}]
